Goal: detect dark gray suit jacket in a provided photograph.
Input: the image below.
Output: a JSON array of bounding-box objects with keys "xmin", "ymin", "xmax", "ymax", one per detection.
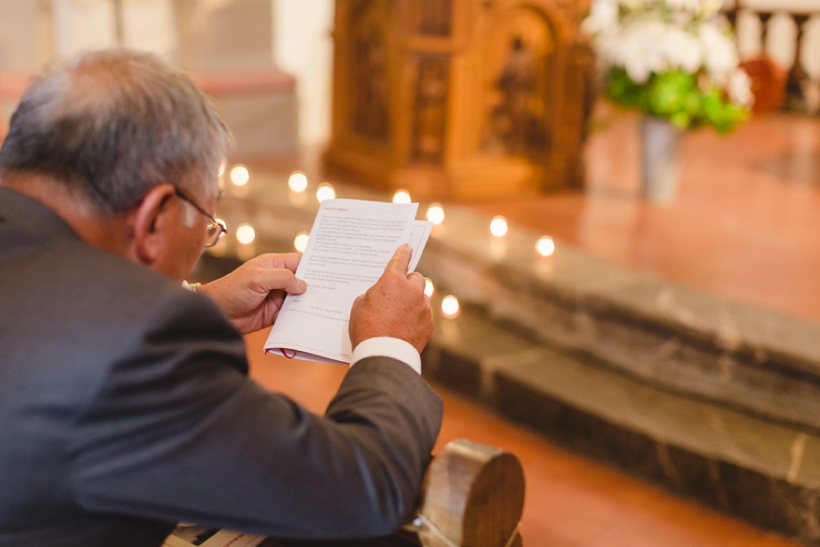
[{"xmin": 0, "ymin": 187, "xmax": 443, "ymax": 547}]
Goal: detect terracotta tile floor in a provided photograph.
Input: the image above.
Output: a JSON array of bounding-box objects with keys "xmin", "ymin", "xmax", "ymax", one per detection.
[
  {"xmin": 470, "ymin": 108, "xmax": 820, "ymax": 323},
  {"xmin": 246, "ymin": 330, "xmax": 799, "ymax": 547}
]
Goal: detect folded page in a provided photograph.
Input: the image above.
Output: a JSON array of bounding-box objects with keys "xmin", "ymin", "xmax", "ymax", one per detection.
[
  {"xmin": 408, "ymin": 220, "xmax": 433, "ymax": 272},
  {"xmin": 265, "ymin": 199, "xmax": 423, "ymax": 364}
]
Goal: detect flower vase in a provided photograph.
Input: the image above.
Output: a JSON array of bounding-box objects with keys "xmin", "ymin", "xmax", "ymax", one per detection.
[{"xmin": 640, "ymin": 116, "xmax": 683, "ymax": 204}]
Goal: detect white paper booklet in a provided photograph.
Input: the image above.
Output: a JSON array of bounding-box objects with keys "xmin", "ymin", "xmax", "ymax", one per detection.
[{"xmin": 264, "ymin": 199, "xmax": 432, "ymax": 364}]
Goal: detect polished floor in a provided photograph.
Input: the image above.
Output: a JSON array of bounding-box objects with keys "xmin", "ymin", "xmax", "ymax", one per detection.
[
  {"xmin": 471, "ymin": 108, "xmax": 820, "ymax": 323},
  {"xmin": 246, "ymin": 330, "xmax": 798, "ymax": 547}
]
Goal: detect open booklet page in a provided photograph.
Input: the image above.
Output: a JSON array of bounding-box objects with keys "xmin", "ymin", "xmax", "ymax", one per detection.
[{"xmin": 264, "ymin": 199, "xmax": 432, "ymax": 364}]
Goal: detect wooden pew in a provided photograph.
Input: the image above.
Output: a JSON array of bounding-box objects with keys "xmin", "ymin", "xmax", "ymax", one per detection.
[{"xmin": 261, "ymin": 439, "xmax": 526, "ymax": 547}]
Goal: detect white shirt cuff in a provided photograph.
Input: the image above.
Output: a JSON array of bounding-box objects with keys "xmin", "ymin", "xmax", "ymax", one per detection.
[{"xmin": 350, "ymin": 337, "xmax": 421, "ymax": 375}]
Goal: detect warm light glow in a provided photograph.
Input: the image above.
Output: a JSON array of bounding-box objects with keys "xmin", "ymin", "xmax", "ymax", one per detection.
[
  {"xmin": 217, "ymin": 162, "xmax": 225, "ymax": 177},
  {"xmin": 237, "ymin": 244, "xmax": 256, "ymax": 262},
  {"xmin": 489, "ymin": 238, "xmax": 506, "ymax": 261},
  {"xmin": 206, "ymin": 235, "xmax": 227, "ymax": 257},
  {"xmin": 231, "ymin": 183, "xmax": 249, "ymax": 198},
  {"xmin": 294, "ymin": 231, "xmax": 310, "ymax": 252},
  {"xmin": 316, "ymin": 183, "xmax": 336, "ymax": 203},
  {"xmin": 441, "ymin": 295, "xmax": 460, "ymax": 318},
  {"xmin": 424, "ymin": 278, "xmax": 435, "ymax": 298},
  {"xmin": 490, "ymin": 216, "xmax": 508, "ymax": 237},
  {"xmin": 230, "ymin": 164, "xmax": 249, "ymax": 186},
  {"xmin": 288, "ymin": 171, "xmax": 308, "ymax": 192},
  {"xmin": 393, "ymin": 189, "xmax": 411, "ymax": 204},
  {"xmin": 536, "ymin": 236, "xmax": 556, "ymax": 257},
  {"xmin": 427, "ymin": 203, "xmax": 445, "ymax": 225},
  {"xmin": 236, "ymin": 223, "xmax": 256, "ymax": 245}
]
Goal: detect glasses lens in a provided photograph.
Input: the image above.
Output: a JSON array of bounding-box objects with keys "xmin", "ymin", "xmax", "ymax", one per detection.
[{"xmin": 205, "ymin": 220, "xmax": 226, "ymax": 247}]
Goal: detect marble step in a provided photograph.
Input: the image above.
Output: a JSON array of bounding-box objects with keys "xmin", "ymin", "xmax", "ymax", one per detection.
[{"xmin": 422, "ymin": 304, "xmax": 820, "ymax": 545}]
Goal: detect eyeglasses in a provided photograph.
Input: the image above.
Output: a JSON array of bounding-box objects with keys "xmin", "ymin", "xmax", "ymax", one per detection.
[{"xmin": 174, "ymin": 188, "xmax": 228, "ymax": 247}]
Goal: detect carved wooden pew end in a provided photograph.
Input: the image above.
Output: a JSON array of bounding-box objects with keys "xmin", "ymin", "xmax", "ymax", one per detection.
[{"xmin": 408, "ymin": 439, "xmax": 526, "ymax": 547}]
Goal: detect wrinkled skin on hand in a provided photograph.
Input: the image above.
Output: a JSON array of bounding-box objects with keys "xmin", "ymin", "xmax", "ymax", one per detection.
[
  {"xmin": 349, "ymin": 244, "xmax": 434, "ymax": 354},
  {"xmin": 200, "ymin": 253, "xmax": 307, "ymax": 335}
]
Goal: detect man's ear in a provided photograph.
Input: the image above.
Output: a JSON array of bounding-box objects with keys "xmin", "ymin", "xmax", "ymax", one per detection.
[{"xmin": 130, "ymin": 184, "xmax": 177, "ymax": 267}]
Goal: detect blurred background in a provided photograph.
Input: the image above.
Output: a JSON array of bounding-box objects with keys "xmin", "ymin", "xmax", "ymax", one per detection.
[
  {"xmin": 1, "ymin": 0, "xmax": 818, "ymax": 147},
  {"xmin": 4, "ymin": 2, "xmax": 820, "ymax": 547}
]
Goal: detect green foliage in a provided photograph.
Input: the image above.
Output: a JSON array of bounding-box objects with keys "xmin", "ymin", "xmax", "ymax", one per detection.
[{"xmin": 606, "ymin": 67, "xmax": 749, "ymax": 133}]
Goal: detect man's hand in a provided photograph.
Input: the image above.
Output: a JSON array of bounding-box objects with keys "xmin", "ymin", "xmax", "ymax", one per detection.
[
  {"xmin": 199, "ymin": 253, "xmax": 306, "ymax": 335},
  {"xmin": 349, "ymin": 244, "xmax": 433, "ymax": 354}
]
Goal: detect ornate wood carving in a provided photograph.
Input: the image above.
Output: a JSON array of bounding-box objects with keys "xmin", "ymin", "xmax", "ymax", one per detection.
[
  {"xmin": 349, "ymin": 0, "xmax": 390, "ymax": 143},
  {"xmin": 482, "ymin": 11, "xmax": 556, "ymax": 159},
  {"xmin": 325, "ymin": 0, "xmax": 592, "ymax": 200},
  {"xmin": 413, "ymin": 56, "xmax": 450, "ymax": 163},
  {"xmin": 414, "ymin": 0, "xmax": 454, "ymax": 37}
]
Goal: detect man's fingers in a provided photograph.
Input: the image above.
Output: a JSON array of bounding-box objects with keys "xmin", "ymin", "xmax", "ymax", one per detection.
[
  {"xmin": 407, "ymin": 271, "xmax": 425, "ymax": 291},
  {"xmin": 250, "ymin": 252, "xmax": 302, "ymax": 273},
  {"xmin": 256, "ymin": 268, "xmax": 307, "ymax": 295},
  {"xmin": 384, "ymin": 244, "xmax": 413, "ymax": 276},
  {"xmin": 277, "ymin": 252, "xmax": 302, "ymax": 273}
]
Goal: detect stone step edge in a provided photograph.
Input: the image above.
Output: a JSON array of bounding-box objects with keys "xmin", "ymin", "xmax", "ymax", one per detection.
[
  {"xmin": 491, "ymin": 362, "xmax": 820, "ymax": 544},
  {"xmin": 420, "ymin": 204, "xmax": 820, "ymax": 379},
  {"xmin": 422, "ymin": 318, "xmax": 820, "ymax": 544},
  {"xmin": 419, "ymin": 245, "xmax": 820, "ymax": 436},
  {"xmin": 424, "ymin": 337, "xmax": 820, "ymax": 489}
]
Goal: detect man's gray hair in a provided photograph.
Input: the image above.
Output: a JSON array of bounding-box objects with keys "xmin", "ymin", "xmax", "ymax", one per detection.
[{"xmin": 0, "ymin": 49, "xmax": 230, "ymax": 214}]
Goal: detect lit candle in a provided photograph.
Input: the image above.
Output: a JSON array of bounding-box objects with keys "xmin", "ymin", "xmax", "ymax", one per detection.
[
  {"xmin": 236, "ymin": 223, "xmax": 256, "ymax": 245},
  {"xmin": 288, "ymin": 171, "xmax": 308, "ymax": 192},
  {"xmin": 230, "ymin": 164, "xmax": 249, "ymax": 186},
  {"xmin": 427, "ymin": 203, "xmax": 445, "ymax": 225},
  {"xmin": 316, "ymin": 183, "xmax": 336, "ymax": 203},
  {"xmin": 490, "ymin": 216, "xmax": 508, "ymax": 237},
  {"xmin": 294, "ymin": 231, "xmax": 309, "ymax": 252},
  {"xmin": 441, "ymin": 295, "xmax": 460, "ymax": 318},
  {"xmin": 424, "ymin": 277, "xmax": 435, "ymax": 298},
  {"xmin": 393, "ymin": 189, "xmax": 411, "ymax": 204},
  {"xmin": 536, "ymin": 236, "xmax": 555, "ymax": 257}
]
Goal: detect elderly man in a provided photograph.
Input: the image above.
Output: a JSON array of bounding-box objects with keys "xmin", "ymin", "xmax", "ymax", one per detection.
[{"xmin": 0, "ymin": 50, "xmax": 442, "ymax": 547}]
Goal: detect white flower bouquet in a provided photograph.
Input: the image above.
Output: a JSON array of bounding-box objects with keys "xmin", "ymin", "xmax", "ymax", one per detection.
[{"xmin": 583, "ymin": 0, "xmax": 752, "ymax": 132}]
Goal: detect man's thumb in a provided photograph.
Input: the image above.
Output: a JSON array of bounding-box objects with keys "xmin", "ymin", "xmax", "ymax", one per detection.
[
  {"xmin": 260, "ymin": 269, "xmax": 307, "ymax": 294},
  {"xmin": 385, "ymin": 244, "xmax": 412, "ymax": 275}
]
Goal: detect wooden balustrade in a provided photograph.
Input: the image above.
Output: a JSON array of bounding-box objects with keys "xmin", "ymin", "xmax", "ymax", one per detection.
[{"xmin": 725, "ymin": 1, "xmax": 820, "ymax": 114}]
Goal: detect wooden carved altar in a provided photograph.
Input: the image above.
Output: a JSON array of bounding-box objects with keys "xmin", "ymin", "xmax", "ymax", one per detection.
[{"xmin": 324, "ymin": 0, "xmax": 593, "ymax": 200}]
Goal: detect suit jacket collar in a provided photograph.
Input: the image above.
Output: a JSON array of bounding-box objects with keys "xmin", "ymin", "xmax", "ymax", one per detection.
[{"xmin": 0, "ymin": 186, "xmax": 81, "ymax": 241}]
